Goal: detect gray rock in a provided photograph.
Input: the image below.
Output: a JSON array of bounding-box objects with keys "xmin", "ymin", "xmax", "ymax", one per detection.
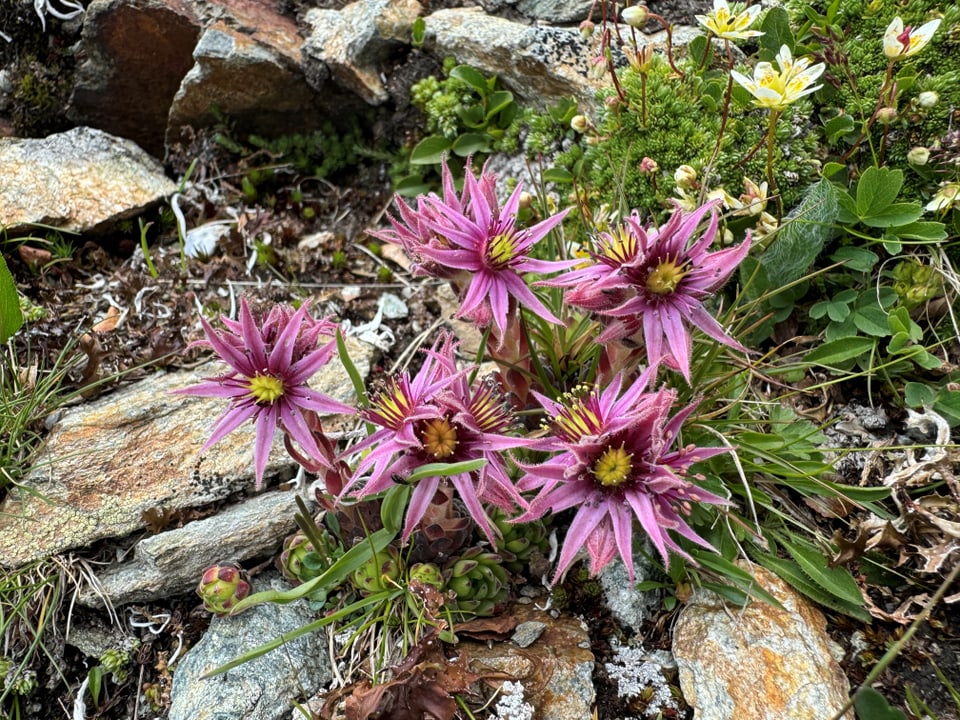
[
  {"xmin": 423, "ymin": 8, "xmax": 604, "ymax": 110},
  {"xmin": 0, "ymin": 126, "xmax": 176, "ymax": 233},
  {"xmin": 600, "ymin": 547, "xmax": 660, "ymax": 631},
  {"xmin": 511, "ymin": 620, "xmax": 548, "ymax": 647},
  {"xmin": 480, "ymin": 0, "xmax": 594, "ymax": 24},
  {"xmin": 166, "ymin": 9, "xmax": 328, "ymax": 152},
  {"xmin": 68, "ymin": 0, "xmax": 200, "ymax": 157},
  {"xmin": 302, "ymin": 0, "xmax": 422, "ymax": 105},
  {"xmin": 673, "ymin": 564, "xmax": 853, "ymax": 720},
  {"xmin": 78, "ymin": 490, "xmax": 308, "ymax": 608},
  {"xmin": 169, "ymin": 571, "xmax": 332, "ymax": 720},
  {"xmin": 0, "ymin": 337, "xmax": 372, "ymax": 569}
]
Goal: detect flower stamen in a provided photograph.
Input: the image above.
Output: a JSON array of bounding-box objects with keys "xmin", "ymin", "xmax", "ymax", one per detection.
[
  {"xmin": 421, "ymin": 418, "xmax": 459, "ymax": 459},
  {"xmin": 646, "ymin": 258, "xmax": 688, "ymax": 295},
  {"xmin": 593, "ymin": 445, "xmax": 633, "ymax": 487},
  {"xmin": 248, "ymin": 374, "xmax": 284, "ymax": 404}
]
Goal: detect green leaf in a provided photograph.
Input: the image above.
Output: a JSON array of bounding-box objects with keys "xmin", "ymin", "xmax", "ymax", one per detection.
[
  {"xmin": 852, "ymin": 304, "xmax": 891, "ymax": 337},
  {"xmin": 779, "ymin": 536, "xmax": 865, "ymax": 607},
  {"xmin": 933, "ymin": 390, "xmax": 960, "ymax": 427},
  {"xmin": 894, "ymin": 220, "xmax": 947, "ymax": 241},
  {"xmin": 689, "ymin": 550, "xmax": 785, "ymax": 609},
  {"xmin": 855, "ymin": 167, "xmax": 904, "ymax": 218},
  {"xmin": 822, "ymin": 161, "xmax": 846, "ymax": 180},
  {"xmin": 688, "ymin": 36, "xmax": 712, "ymax": 67},
  {"xmin": 410, "ymin": 135, "xmax": 452, "ymax": 165},
  {"xmin": 904, "ymin": 381, "xmax": 937, "ymax": 408},
  {"xmin": 230, "ymin": 528, "xmax": 396, "ymax": 613},
  {"xmin": 452, "ymin": 132, "xmax": 491, "ymax": 156},
  {"xmin": 336, "ymin": 329, "xmax": 368, "ymax": 408},
  {"xmin": 393, "ymin": 174, "xmax": 431, "ymax": 197},
  {"xmin": 759, "ymin": 7, "xmax": 794, "ymax": 56},
  {"xmin": 854, "ymin": 688, "xmax": 908, "ymax": 720},
  {"xmin": 0, "ymin": 254, "xmax": 23, "ymax": 343},
  {"xmin": 829, "ymin": 246, "xmax": 878, "ymax": 272},
  {"xmin": 804, "ymin": 336, "xmax": 875, "ymax": 366},
  {"xmin": 760, "ymin": 179, "xmax": 839, "ymax": 288},
  {"xmin": 823, "ymin": 114, "xmax": 855, "ymax": 144},
  {"xmin": 542, "ymin": 167, "xmax": 574, "ymax": 184},
  {"xmin": 87, "ymin": 665, "xmax": 104, "ymax": 707},
  {"xmin": 380, "ymin": 484, "xmax": 411, "ymax": 535},
  {"xmin": 860, "ymin": 202, "xmax": 922, "ymax": 228},
  {"xmin": 411, "ymin": 16, "xmax": 426, "ymax": 46},
  {"xmin": 485, "ymin": 90, "xmax": 514, "ymax": 118},
  {"xmin": 405, "ymin": 458, "xmax": 487, "ymax": 484},
  {"xmin": 450, "ymin": 65, "xmax": 489, "ymax": 94},
  {"xmin": 752, "ymin": 551, "xmax": 871, "ymax": 622}
]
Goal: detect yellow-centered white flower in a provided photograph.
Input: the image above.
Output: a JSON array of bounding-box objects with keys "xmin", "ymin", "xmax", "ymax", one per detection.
[
  {"xmin": 695, "ymin": 0, "xmax": 763, "ymax": 40},
  {"xmin": 883, "ymin": 16, "xmax": 941, "ymax": 59},
  {"xmin": 730, "ymin": 45, "xmax": 825, "ymax": 111}
]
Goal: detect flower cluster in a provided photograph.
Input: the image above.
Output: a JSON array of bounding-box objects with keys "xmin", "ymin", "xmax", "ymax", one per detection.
[
  {"xmin": 174, "ymin": 299, "xmax": 353, "ymax": 488},
  {"xmin": 339, "ymin": 332, "xmax": 530, "ymax": 545},
  {"xmin": 368, "ymin": 160, "xmax": 576, "ymax": 345},
  {"xmin": 519, "ymin": 371, "xmax": 731, "ymax": 581},
  {"xmin": 544, "ymin": 199, "xmax": 750, "ymax": 382}
]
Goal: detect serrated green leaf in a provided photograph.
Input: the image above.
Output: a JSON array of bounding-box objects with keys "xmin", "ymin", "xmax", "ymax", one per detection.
[
  {"xmin": 760, "ymin": 179, "xmax": 839, "ymax": 288},
  {"xmin": 855, "ymin": 167, "xmax": 904, "ymax": 218},
  {"xmin": 410, "ymin": 135, "xmax": 452, "ymax": 165},
  {"xmin": 780, "ymin": 536, "xmax": 865, "ymax": 607},
  {"xmin": 804, "ymin": 336, "xmax": 875, "ymax": 365},
  {"xmin": 894, "ymin": 220, "xmax": 947, "ymax": 241},
  {"xmin": 0, "ymin": 254, "xmax": 23, "ymax": 343},
  {"xmin": 759, "ymin": 7, "xmax": 794, "ymax": 56},
  {"xmin": 860, "ymin": 202, "xmax": 922, "ymax": 228},
  {"xmin": 449, "ymin": 65, "xmax": 489, "ymax": 93}
]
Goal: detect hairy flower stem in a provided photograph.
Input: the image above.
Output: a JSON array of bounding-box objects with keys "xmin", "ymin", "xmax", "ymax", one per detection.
[
  {"xmin": 700, "ymin": 41, "xmax": 735, "ymax": 205},
  {"xmin": 841, "ymin": 59, "xmax": 895, "ymax": 163},
  {"xmin": 764, "ymin": 110, "xmax": 783, "ymax": 221}
]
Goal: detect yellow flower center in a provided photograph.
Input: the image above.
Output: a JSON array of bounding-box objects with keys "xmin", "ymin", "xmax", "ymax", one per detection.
[
  {"xmin": 646, "ymin": 258, "xmax": 688, "ymax": 295},
  {"xmin": 487, "ymin": 232, "xmax": 519, "ymax": 269},
  {"xmin": 248, "ymin": 374, "xmax": 284, "ymax": 404},
  {"xmin": 554, "ymin": 393, "xmax": 600, "ymax": 440},
  {"xmin": 601, "ymin": 226, "xmax": 638, "ymax": 265},
  {"xmin": 593, "ymin": 445, "xmax": 633, "ymax": 487},
  {"xmin": 421, "ymin": 418, "xmax": 459, "ymax": 459}
]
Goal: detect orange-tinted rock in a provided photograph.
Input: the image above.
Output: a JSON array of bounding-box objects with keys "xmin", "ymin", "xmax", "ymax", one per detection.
[
  {"xmin": 673, "ymin": 564, "xmax": 854, "ymax": 720},
  {"xmin": 461, "ymin": 603, "xmax": 595, "ymax": 720}
]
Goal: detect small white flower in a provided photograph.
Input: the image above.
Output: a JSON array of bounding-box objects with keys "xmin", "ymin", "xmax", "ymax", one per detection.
[
  {"xmin": 730, "ymin": 44, "xmax": 825, "ymax": 111},
  {"xmin": 925, "ymin": 182, "xmax": 960, "ymax": 213},
  {"xmin": 917, "ymin": 90, "xmax": 939, "ymax": 108},
  {"xmin": 695, "ymin": 0, "xmax": 764, "ymax": 40},
  {"xmin": 883, "ymin": 16, "xmax": 941, "ymax": 59}
]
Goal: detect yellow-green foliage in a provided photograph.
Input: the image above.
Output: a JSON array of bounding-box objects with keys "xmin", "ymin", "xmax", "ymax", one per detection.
[{"xmin": 584, "ymin": 54, "xmax": 820, "ymax": 220}]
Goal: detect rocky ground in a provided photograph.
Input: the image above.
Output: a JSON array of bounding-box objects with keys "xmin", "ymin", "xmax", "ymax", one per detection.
[{"xmin": 1, "ymin": 0, "xmax": 959, "ymax": 719}]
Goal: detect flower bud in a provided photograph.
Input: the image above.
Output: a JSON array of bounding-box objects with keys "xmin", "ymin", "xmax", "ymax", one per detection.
[
  {"xmin": 876, "ymin": 107, "xmax": 898, "ymax": 125},
  {"xmin": 518, "ymin": 191, "xmax": 533, "ymax": 210},
  {"xmin": 917, "ymin": 91, "xmax": 939, "ymax": 109},
  {"xmin": 622, "ymin": 5, "xmax": 649, "ymax": 27},
  {"xmin": 907, "ymin": 146, "xmax": 930, "ymax": 165},
  {"xmin": 674, "ymin": 164, "xmax": 698, "ymax": 189},
  {"xmin": 579, "ymin": 19, "xmax": 595, "ymax": 40},
  {"xmin": 570, "ymin": 114, "xmax": 591, "ymax": 133},
  {"xmin": 639, "ymin": 157, "xmax": 658, "ymax": 174}
]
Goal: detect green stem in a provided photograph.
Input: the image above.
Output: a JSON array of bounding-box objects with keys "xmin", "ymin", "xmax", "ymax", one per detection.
[{"xmin": 827, "ymin": 559, "xmax": 960, "ymax": 720}]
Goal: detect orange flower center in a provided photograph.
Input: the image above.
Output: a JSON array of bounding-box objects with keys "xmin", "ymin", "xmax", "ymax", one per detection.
[{"xmin": 421, "ymin": 418, "xmax": 459, "ymax": 459}]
